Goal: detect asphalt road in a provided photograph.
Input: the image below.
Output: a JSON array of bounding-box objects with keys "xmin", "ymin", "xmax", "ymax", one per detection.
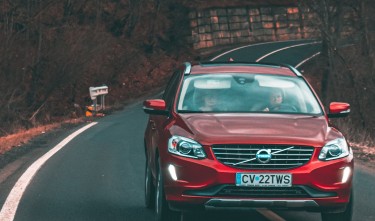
[{"xmin": 0, "ymin": 39, "xmax": 374, "ymax": 221}]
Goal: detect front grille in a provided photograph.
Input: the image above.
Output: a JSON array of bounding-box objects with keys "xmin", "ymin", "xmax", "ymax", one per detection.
[
  {"xmin": 211, "ymin": 144, "xmax": 314, "ymax": 169},
  {"xmin": 217, "ymin": 186, "xmax": 310, "ymax": 198}
]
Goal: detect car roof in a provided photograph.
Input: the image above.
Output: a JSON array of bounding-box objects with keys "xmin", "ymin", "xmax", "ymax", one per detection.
[{"xmin": 189, "ymin": 62, "xmax": 298, "ymax": 77}]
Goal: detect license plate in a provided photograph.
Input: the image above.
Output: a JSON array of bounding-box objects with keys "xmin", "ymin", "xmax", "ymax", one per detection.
[{"xmin": 236, "ymin": 173, "xmax": 292, "ymax": 187}]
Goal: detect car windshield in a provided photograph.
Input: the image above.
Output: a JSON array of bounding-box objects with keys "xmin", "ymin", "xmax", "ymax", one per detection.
[{"xmin": 177, "ymin": 73, "xmax": 322, "ymax": 115}]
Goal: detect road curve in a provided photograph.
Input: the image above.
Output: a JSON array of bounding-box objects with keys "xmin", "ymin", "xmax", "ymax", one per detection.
[{"xmin": 0, "ymin": 40, "xmax": 374, "ymax": 221}]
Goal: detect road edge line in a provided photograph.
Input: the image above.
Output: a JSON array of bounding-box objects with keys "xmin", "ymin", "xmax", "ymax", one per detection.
[
  {"xmin": 210, "ymin": 39, "xmax": 316, "ymax": 61},
  {"xmin": 295, "ymin": 52, "xmax": 321, "ymax": 68},
  {"xmin": 0, "ymin": 122, "xmax": 98, "ymax": 221},
  {"xmin": 255, "ymin": 41, "xmax": 321, "ymax": 62}
]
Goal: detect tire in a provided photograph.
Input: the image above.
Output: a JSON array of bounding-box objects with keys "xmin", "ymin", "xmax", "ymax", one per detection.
[
  {"xmin": 155, "ymin": 157, "xmax": 180, "ymax": 221},
  {"xmin": 145, "ymin": 160, "xmax": 155, "ymax": 209},
  {"xmin": 321, "ymin": 191, "xmax": 353, "ymax": 221}
]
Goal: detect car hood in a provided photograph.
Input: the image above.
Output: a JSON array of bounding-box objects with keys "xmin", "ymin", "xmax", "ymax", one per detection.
[{"xmin": 175, "ymin": 113, "xmax": 338, "ymax": 147}]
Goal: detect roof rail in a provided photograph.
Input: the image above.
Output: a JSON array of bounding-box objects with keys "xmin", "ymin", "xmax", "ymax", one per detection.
[
  {"xmin": 200, "ymin": 61, "xmax": 282, "ymax": 68},
  {"xmin": 184, "ymin": 62, "xmax": 192, "ymax": 75},
  {"xmin": 199, "ymin": 61, "xmax": 303, "ymax": 77},
  {"xmin": 280, "ymin": 63, "xmax": 303, "ymax": 77}
]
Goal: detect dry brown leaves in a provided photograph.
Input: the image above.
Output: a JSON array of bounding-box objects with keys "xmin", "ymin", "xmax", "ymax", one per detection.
[
  {"xmin": 351, "ymin": 142, "xmax": 375, "ymax": 163},
  {"xmin": 0, "ymin": 118, "xmax": 84, "ymax": 155}
]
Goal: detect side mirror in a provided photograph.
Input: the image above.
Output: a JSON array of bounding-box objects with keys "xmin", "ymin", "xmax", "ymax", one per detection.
[
  {"xmin": 327, "ymin": 102, "xmax": 350, "ymax": 118},
  {"xmin": 143, "ymin": 99, "xmax": 169, "ymax": 116}
]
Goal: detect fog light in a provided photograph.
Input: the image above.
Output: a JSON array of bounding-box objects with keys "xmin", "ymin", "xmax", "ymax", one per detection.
[
  {"xmin": 168, "ymin": 164, "xmax": 178, "ymax": 181},
  {"xmin": 342, "ymin": 167, "xmax": 351, "ymax": 183}
]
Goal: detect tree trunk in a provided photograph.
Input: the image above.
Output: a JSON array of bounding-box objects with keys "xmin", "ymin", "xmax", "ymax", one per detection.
[
  {"xmin": 320, "ymin": 38, "xmax": 330, "ymax": 104},
  {"xmin": 359, "ymin": 0, "xmax": 371, "ymax": 56}
]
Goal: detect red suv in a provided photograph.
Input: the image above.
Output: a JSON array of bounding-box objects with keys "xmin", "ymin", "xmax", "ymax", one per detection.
[{"xmin": 143, "ymin": 62, "xmax": 353, "ymax": 221}]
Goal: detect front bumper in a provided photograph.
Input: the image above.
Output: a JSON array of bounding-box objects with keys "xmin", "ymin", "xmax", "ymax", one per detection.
[
  {"xmin": 161, "ymin": 151, "xmax": 354, "ymax": 212},
  {"xmin": 205, "ymin": 198, "xmax": 319, "ymax": 209}
]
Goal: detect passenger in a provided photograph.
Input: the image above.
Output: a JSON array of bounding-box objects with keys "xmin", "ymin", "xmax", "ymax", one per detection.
[{"xmin": 199, "ymin": 92, "xmax": 218, "ymax": 111}]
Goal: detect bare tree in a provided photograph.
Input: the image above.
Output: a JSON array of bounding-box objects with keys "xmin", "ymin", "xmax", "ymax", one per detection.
[
  {"xmin": 300, "ymin": 0, "xmax": 346, "ymax": 102},
  {"xmin": 301, "ymin": 0, "xmax": 375, "ymax": 135}
]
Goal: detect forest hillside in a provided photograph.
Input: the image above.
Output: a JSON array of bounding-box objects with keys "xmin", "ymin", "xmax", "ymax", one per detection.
[{"xmin": 0, "ymin": 0, "xmax": 374, "ymax": 147}]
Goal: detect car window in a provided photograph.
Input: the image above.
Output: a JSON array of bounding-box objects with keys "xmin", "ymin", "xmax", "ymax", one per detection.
[
  {"xmin": 163, "ymin": 70, "xmax": 182, "ymax": 110},
  {"xmin": 177, "ymin": 73, "xmax": 322, "ymax": 114}
]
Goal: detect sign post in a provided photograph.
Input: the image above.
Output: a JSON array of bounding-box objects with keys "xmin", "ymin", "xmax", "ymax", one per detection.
[{"xmin": 89, "ymin": 85, "xmax": 108, "ymax": 116}]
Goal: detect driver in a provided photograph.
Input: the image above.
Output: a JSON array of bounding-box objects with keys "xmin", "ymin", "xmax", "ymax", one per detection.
[{"xmin": 263, "ymin": 88, "xmax": 283, "ymax": 112}]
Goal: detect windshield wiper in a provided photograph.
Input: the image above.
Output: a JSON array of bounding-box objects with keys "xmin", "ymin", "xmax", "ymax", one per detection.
[{"xmin": 178, "ymin": 110, "xmax": 206, "ymax": 113}]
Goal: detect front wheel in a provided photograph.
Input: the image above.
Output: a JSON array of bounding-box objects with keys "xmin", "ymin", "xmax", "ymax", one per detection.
[
  {"xmin": 155, "ymin": 157, "xmax": 180, "ymax": 221},
  {"xmin": 321, "ymin": 191, "xmax": 353, "ymax": 221},
  {"xmin": 145, "ymin": 160, "xmax": 155, "ymax": 209}
]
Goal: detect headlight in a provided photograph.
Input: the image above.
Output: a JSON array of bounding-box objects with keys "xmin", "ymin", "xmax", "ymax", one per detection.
[
  {"xmin": 168, "ymin": 136, "xmax": 206, "ymax": 159},
  {"xmin": 319, "ymin": 138, "xmax": 349, "ymax": 161}
]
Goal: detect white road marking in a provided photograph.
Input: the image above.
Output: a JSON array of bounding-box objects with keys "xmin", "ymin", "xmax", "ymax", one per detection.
[
  {"xmin": 0, "ymin": 122, "xmax": 98, "ymax": 221},
  {"xmin": 256, "ymin": 41, "xmax": 321, "ymax": 62},
  {"xmin": 210, "ymin": 39, "xmax": 316, "ymax": 61},
  {"xmin": 295, "ymin": 52, "xmax": 321, "ymax": 68},
  {"xmin": 256, "ymin": 208, "xmax": 286, "ymax": 221}
]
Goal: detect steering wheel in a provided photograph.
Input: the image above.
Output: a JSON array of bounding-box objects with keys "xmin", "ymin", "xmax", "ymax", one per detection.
[{"xmin": 277, "ymin": 103, "xmax": 298, "ymax": 112}]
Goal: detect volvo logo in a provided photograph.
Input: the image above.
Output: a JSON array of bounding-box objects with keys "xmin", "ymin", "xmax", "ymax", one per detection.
[
  {"xmin": 256, "ymin": 149, "xmax": 272, "ymax": 164},
  {"xmin": 233, "ymin": 146, "xmax": 295, "ymax": 166}
]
